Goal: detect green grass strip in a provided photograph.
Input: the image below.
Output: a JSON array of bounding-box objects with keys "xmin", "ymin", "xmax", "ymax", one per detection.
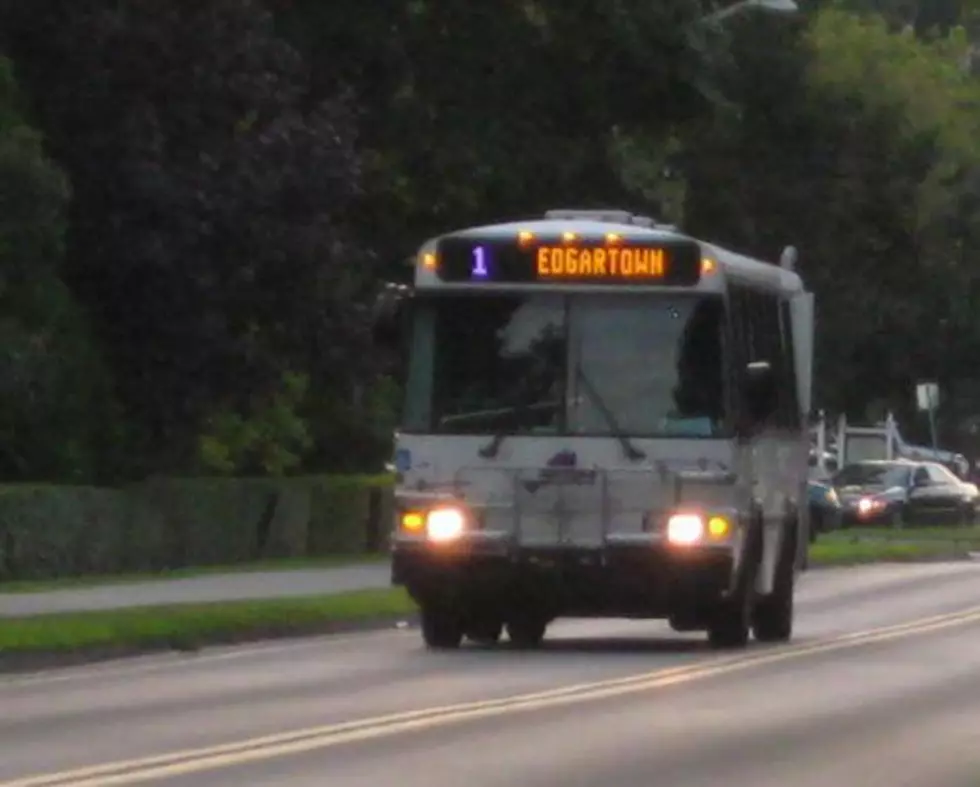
[
  {"xmin": 838, "ymin": 525, "xmax": 980, "ymax": 543},
  {"xmin": 809, "ymin": 538, "xmax": 971, "ymax": 566},
  {"xmin": 0, "ymin": 588, "xmax": 416, "ymax": 655}
]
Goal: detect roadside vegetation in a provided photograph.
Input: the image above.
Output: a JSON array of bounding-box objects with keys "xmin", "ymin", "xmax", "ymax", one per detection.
[
  {"xmin": 811, "ymin": 524, "xmax": 980, "ymax": 565},
  {"xmin": 1, "ymin": 2, "xmax": 980, "ymax": 584},
  {"xmin": 0, "ymin": 589, "xmax": 415, "ymax": 668}
]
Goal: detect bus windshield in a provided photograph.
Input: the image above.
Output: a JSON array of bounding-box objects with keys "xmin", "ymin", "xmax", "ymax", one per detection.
[{"xmin": 402, "ymin": 292, "xmax": 727, "ymax": 438}]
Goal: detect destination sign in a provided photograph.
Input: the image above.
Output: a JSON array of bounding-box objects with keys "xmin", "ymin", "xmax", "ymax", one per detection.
[
  {"xmin": 433, "ymin": 235, "xmax": 701, "ymax": 285},
  {"xmin": 535, "ymin": 246, "xmax": 665, "ymax": 280}
]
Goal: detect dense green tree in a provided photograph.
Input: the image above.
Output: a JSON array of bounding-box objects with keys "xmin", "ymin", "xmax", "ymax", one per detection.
[
  {"xmin": 1, "ymin": 0, "xmax": 376, "ymax": 474},
  {"xmin": 680, "ymin": 5, "xmax": 980, "ymax": 434},
  {"xmin": 275, "ymin": 0, "xmax": 720, "ymax": 276},
  {"xmin": 1, "ymin": 0, "xmax": 979, "ymax": 477},
  {"xmin": 0, "ymin": 54, "xmax": 120, "ymax": 482}
]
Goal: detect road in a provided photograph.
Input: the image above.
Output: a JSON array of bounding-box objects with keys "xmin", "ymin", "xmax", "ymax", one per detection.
[
  {"xmin": 0, "ymin": 563, "xmax": 391, "ymax": 617},
  {"xmin": 2, "ymin": 561, "xmax": 980, "ymax": 786}
]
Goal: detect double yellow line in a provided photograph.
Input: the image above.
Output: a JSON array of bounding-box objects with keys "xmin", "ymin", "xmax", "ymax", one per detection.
[{"xmin": 7, "ymin": 604, "xmax": 980, "ymax": 786}]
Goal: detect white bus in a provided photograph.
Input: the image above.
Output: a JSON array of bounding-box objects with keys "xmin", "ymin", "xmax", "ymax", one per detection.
[{"xmin": 373, "ymin": 209, "xmax": 814, "ymax": 650}]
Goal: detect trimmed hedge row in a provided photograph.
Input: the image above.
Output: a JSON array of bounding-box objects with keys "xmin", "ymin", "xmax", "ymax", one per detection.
[{"xmin": 0, "ymin": 475, "xmax": 394, "ymax": 581}]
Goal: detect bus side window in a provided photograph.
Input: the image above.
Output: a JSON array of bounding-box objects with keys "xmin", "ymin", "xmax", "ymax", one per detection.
[
  {"xmin": 779, "ymin": 299, "xmax": 800, "ymax": 428},
  {"xmin": 730, "ymin": 285, "xmax": 787, "ymax": 431},
  {"xmin": 749, "ymin": 288, "xmax": 782, "ymax": 423},
  {"xmin": 727, "ymin": 283, "xmax": 753, "ymax": 428}
]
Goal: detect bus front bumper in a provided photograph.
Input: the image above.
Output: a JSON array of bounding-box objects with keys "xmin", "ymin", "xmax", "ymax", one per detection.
[{"xmin": 390, "ymin": 538, "xmax": 736, "ymax": 619}]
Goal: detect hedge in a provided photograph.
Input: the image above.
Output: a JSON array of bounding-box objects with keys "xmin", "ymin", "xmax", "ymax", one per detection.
[{"xmin": 0, "ymin": 474, "xmax": 394, "ymax": 582}]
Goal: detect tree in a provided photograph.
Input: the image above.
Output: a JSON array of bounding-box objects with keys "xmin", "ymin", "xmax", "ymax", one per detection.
[
  {"xmin": 1, "ymin": 0, "xmax": 374, "ymax": 473},
  {"xmin": 0, "ymin": 54, "xmax": 118, "ymax": 482},
  {"xmin": 275, "ymin": 0, "xmax": 723, "ymax": 278},
  {"xmin": 676, "ymin": 6, "xmax": 980, "ymax": 426}
]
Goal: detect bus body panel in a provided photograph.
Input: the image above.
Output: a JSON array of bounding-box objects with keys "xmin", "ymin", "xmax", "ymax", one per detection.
[{"xmin": 393, "ymin": 433, "xmax": 739, "ymax": 546}]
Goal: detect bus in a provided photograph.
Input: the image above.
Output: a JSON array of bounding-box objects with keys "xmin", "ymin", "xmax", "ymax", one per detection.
[{"xmin": 372, "ymin": 208, "xmax": 815, "ymax": 651}]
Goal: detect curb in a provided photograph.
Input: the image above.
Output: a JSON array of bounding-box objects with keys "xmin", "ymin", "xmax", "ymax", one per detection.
[{"xmin": 0, "ymin": 613, "xmax": 420, "ymax": 675}]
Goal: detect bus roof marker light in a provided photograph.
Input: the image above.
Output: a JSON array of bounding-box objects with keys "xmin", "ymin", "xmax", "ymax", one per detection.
[
  {"xmin": 422, "ymin": 252, "xmax": 436, "ymax": 269},
  {"xmin": 605, "ymin": 232, "xmax": 622, "ymax": 244},
  {"xmin": 562, "ymin": 231, "xmax": 577, "ymax": 243},
  {"xmin": 518, "ymin": 230, "xmax": 534, "ymax": 247},
  {"xmin": 701, "ymin": 257, "xmax": 717, "ymax": 275}
]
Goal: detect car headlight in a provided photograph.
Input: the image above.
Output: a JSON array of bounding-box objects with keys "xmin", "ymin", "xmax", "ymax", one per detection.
[
  {"xmin": 666, "ymin": 512, "xmax": 731, "ymax": 546},
  {"xmin": 856, "ymin": 496, "xmax": 885, "ymax": 515},
  {"xmin": 426, "ymin": 506, "xmax": 466, "ymax": 542}
]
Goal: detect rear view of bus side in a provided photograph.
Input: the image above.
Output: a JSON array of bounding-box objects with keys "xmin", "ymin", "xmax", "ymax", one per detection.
[{"xmin": 373, "ymin": 209, "xmax": 815, "ymax": 651}]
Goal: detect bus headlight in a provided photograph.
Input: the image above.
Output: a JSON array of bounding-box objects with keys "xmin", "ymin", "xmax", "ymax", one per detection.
[
  {"xmin": 666, "ymin": 512, "xmax": 732, "ymax": 545},
  {"xmin": 666, "ymin": 513, "xmax": 704, "ymax": 545},
  {"xmin": 426, "ymin": 506, "xmax": 466, "ymax": 542}
]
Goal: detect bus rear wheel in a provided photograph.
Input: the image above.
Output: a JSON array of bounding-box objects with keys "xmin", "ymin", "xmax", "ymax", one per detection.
[
  {"xmin": 466, "ymin": 618, "xmax": 503, "ymax": 646},
  {"xmin": 754, "ymin": 513, "xmax": 799, "ymax": 643},
  {"xmin": 421, "ymin": 604, "xmax": 464, "ymax": 650},
  {"xmin": 506, "ymin": 615, "xmax": 548, "ymax": 649},
  {"xmin": 753, "ymin": 568, "xmax": 794, "ymax": 643}
]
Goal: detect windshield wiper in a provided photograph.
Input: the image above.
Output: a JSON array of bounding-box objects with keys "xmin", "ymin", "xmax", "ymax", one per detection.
[
  {"xmin": 478, "ymin": 399, "xmax": 553, "ymax": 459},
  {"xmin": 478, "ymin": 366, "xmax": 645, "ymax": 463},
  {"xmin": 574, "ymin": 363, "xmax": 646, "ymax": 462},
  {"xmin": 479, "ymin": 401, "xmax": 522, "ymax": 458},
  {"xmin": 478, "ymin": 430, "xmax": 508, "ymax": 459}
]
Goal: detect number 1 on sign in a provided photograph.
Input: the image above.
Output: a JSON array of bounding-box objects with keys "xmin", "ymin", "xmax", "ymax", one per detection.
[{"xmin": 471, "ymin": 246, "xmax": 488, "ymax": 277}]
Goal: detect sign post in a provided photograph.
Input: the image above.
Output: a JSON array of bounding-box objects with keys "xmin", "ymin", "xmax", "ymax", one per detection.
[{"xmin": 915, "ymin": 382, "xmax": 940, "ymax": 451}]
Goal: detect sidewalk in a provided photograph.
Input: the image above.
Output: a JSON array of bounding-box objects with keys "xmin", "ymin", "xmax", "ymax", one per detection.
[{"xmin": 0, "ymin": 562, "xmax": 391, "ymax": 618}]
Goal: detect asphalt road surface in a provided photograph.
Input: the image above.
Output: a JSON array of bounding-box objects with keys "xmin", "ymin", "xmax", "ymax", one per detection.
[
  {"xmin": 0, "ymin": 563, "xmax": 391, "ymax": 617},
  {"xmin": 2, "ymin": 561, "xmax": 980, "ymax": 786}
]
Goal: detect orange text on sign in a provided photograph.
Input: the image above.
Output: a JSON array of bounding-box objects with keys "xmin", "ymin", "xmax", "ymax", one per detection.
[{"xmin": 536, "ymin": 246, "xmax": 665, "ymax": 279}]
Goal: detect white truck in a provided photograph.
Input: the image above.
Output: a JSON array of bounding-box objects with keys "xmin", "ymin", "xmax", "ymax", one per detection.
[{"xmin": 373, "ymin": 209, "xmax": 815, "ymax": 650}]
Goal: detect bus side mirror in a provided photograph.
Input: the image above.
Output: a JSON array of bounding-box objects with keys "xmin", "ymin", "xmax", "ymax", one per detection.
[
  {"xmin": 371, "ymin": 283, "xmax": 412, "ymax": 348},
  {"xmin": 741, "ymin": 360, "xmax": 776, "ymax": 428}
]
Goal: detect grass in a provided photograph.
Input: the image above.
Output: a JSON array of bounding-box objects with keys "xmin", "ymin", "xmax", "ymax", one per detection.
[
  {"xmin": 0, "ymin": 554, "xmax": 389, "ymax": 594},
  {"xmin": 0, "ymin": 587, "xmax": 416, "ymax": 660},
  {"xmin": 809, "ymin": 537, "xmax": 969, "ymax": 566},
  {"xmin": 809, "ymin": 523, "xmax": 980, "ymax": 566},
  {"xmin": 839, "ymin": 525, "xmax": 980, "ymax": 543}
]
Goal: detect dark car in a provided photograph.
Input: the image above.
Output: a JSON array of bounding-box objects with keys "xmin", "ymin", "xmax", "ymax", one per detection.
[
  {"xmin": 807, "ymin": 479, "xmax": 842, "ymax": 540},
  {"xmin": 833, "ymin": 459, "xmax": 980, "ymax": 527}
]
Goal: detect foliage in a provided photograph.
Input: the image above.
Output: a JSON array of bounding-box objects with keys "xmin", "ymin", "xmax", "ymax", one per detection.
[
  {"xmin": 274, "ymin": 0, "xmax": 719, "ymax": 276},
  {"xmin": 0, "ymin": 54, "xmax": 120, "ymax": 483},
  {"xmin": 681, "ymin": 4, "xmax": 980, "ymax": 429},
  {"xmin": 1, "ymin": 0, "xmax": 980, "ymax": 482},
  {"xmin": 0, "ymin": 0, "xmax": 372, "ymax": 474},
  {"xmin": 198, "ymin": 371, "xmax": 314, "ymax": 477},
  {"xmin": 0, "ymin": 473, "xmax": 395, "ymax": 581}
]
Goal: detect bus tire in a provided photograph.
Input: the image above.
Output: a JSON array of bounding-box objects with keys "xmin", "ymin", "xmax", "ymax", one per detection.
[
  {"xmin": 466, "ymin": 618, "xmax": 503, "ymax": 646},
  {"xmin": 753, "ymin": 511, "xmax": 798, "ymax": 643},
  {"xmin": 506, "ymin": 615, "xmax": 547, "ymax": 649},
  {"xmin": 707, "ymin": 589, "xmax": 752, "ymax": 649},
  {"xmin": 421, "ymin": 604, "xmax": 463, "ymax": 650},
  {"xmin": 708, "ymin": 514, "xmax": 761, "ymax": 649}
]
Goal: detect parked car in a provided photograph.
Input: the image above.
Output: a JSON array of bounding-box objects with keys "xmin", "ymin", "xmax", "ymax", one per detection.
[
  {"xmin": 807, "ymin": 479, "xmax": 842, "ymax": 540},
  {"xmin": 832, "ymin": 459, "xmax": 980, "ymax": 527}
]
